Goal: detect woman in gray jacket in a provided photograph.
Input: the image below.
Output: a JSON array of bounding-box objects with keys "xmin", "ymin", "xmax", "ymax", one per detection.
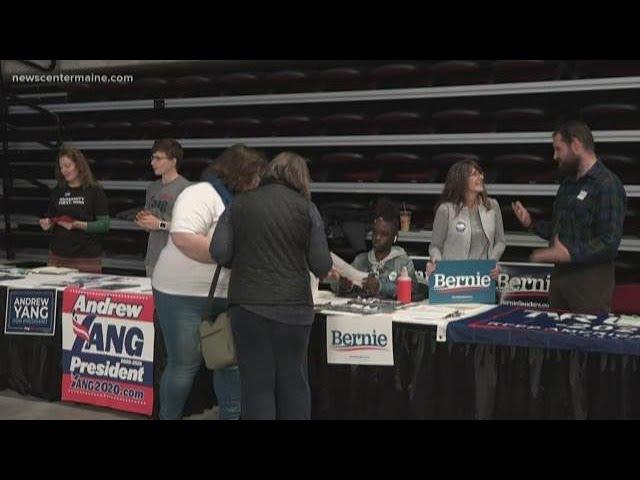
[{"xmin": 427, "ymin": 159, "xmax": 505, "ymax": 277}]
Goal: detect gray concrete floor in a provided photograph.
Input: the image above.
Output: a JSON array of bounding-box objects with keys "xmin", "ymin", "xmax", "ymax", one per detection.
[{"xmin": 0, "ymin": 389, "xmax": 219, "ymax": 420}]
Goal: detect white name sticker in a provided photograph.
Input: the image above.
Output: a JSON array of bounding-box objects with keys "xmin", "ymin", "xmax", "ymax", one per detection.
[{"xmin": 577, "ymin": 190, "xmax": 588, "ymax": 201}]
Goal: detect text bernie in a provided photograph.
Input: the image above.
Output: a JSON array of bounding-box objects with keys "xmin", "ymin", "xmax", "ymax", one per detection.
[{"xmin": 432, "ymin": 273, "xmax": 491, "ymax": 289}]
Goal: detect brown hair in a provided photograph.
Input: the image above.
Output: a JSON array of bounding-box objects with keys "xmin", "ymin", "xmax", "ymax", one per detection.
[
  {"xmin": 263, "ymin": 151, "xmax": 312, "ymax": 200},
  {"xmin": 55, "ymin": 146, "xmax": 97, "ymax": 188},
  {"xmin": 151, "ymin": 138, "xmax": 184, "ymax": 169},
  {"xmin": 436, "ymin": 159, "xmax": 491, "ymax": 214},
  {"xmin": 201, "ymin": 144, "xmax": 267, "ymax": 193},
  {"xmin": 553, "ymin": 120, "xmax": 595, "ymax": 152}
]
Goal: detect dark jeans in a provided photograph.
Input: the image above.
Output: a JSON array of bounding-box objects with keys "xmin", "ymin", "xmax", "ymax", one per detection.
[
  {"xmin": 549, "ymin": 261, "xmax": 615, "ymax": 314},
  {"xmin": 230, "ymin": 306, "xmax": 312, "ymax": 420}
]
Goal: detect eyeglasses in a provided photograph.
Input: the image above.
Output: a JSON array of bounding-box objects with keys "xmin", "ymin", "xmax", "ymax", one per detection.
[{"xmin": 151, "ymin": 155, "xmax": 170, "ymax": 161}]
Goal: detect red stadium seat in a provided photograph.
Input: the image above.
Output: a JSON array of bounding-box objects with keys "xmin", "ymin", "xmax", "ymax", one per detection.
[
  {"xmin": 492, "ymin": 60, "xmax": 565, "ymax": 83},
  {"xmin": 575, "ymin": 61, "xmax": 640, "ymax": 79},
  {"xmin": 612, "ymin": 285, "xmax": 640, "ymax": 314},
  {"xmin": 580, "ymin": 103, "xmax": 640, "ymax": 130},
  {"xmin": 222, "ymin": 117, "xmax": 271, "ymax": 137},
  {"xmin": 373, "ymin": 111, "xmax": 431, "ymax": 134},
  {"xmin": 320, "ymin": 113, "xmax": 371, "ymax": 135},
  {"xmin": 493, "ymin": 108, "xmax": 553, "ymax": 132},
  {"xmin": 216, "ymin": 72, "xmax": 263, "ymax": 95},
  {"xmin": 432, "ymin": 109, "xmax": 494, "ymax": 133},
  {"xmin": 265, "ymin": 70, "xmax": 315, "ymax": 93},
  {"xmin": 432, "ymin": 60, "xmax": 491, "ymax": 86},
  {"xmin": 371, "ymin": 63, "xmax": 433, "ymax": 89},
  {"xmin": 178, "ymin": 118, "xmax": 221, "ymax": 138},
  {"xmin": 137, "ymin": 119, "xmax": 174, "ymax": 138},
  {"xmin": 319, "ymin": 67, "xmax": 373, "ymax": 91},
  {"xmin": 271, "ymin": 115, "xmax": 316, "ymax": 136}
]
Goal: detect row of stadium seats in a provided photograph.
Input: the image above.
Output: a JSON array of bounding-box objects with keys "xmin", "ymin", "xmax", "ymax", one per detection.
[
  {"xmin": 12, "ymin": 60, "xmax": 640, "ymax": 101},
  {"xmin": 9, "ymin": 103, "xmax": 640, "ymax": 141},
  {"xmin": 10, "ymin": 151, "xmax": 640, "ymax": 184}
]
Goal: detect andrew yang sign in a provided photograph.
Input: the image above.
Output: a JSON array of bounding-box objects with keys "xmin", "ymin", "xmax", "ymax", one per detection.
[
  {"xmin": 4, "ymin": 288, "xmax": 57, "ymax": 336},
  {"xmin": 61, "ymin": 287, "xmax": 155, "ymax": 416}
]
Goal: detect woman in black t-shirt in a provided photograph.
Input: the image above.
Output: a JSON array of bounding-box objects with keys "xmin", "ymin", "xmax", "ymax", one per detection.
[{"xmin": 39, "ymin": 147, "xmax": 110, "ymax": 273}]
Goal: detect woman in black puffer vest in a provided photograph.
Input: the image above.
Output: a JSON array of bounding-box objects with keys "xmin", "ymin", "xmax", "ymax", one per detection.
[{"xmin": 211, "ymin": 152, "xmax": 333, "ymax": 420}]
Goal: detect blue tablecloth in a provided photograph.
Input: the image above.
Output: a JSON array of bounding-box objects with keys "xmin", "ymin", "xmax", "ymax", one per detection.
[{"xmin": 447, "ymin": 305, "xmax": 640, "ymax": 356}]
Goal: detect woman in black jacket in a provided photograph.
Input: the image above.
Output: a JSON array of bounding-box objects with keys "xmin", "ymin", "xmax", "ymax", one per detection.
[{"xmin": 211, "ymin": 152, "xmax": 332, "ymax": 420}]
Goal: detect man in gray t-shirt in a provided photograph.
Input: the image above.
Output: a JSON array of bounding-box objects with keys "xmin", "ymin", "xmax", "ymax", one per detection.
[{"xmin": 135, "ymin": 139, "xmax": 191, "ymax": 277}]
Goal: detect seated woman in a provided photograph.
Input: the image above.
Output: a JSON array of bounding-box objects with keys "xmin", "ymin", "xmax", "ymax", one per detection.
[{"xmin": 331, "ymin": 200, "xmax": 425, "ymax": 300}]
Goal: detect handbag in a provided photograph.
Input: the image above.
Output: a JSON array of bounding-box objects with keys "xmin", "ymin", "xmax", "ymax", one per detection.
[{"xmin": 200, "ymin": 265, "xmax": 237, "ymax": 369}]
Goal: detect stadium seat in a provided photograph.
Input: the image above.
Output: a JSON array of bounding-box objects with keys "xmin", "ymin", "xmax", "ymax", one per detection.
[
  {"xmin": 216, "ymin": 72, "xmax": 263, "ymax": 95},
  {"xmin": 99, "ymin": 120, "xmax": 135, "ymax": 139},
  {"xmin": 62, "ymin": 121, "xmax": 97, "ymax": 140},
  {"xmin": 138, "ymin": 119, "xmax": 175, "ymax": 138},
  {"xmin": 492, "ymin": 154, "xmax": 553, "ymax": 183},
  {"xmin": 612, "ymin": 284, "xmax": 640, "ymax": 314},
  {"xmin": 432, "ymin": 109, "xmax": 494, "ymax": 133},
  {"xmin": 318, "ymin": 67, "xmax": 373, "ymax": 91},
  {"xmin": 580, "ymin": 103, "xmax": 640, "ymax": 130},
  {"xmin": 372, "ymin": 111, "xmax": 431, "ymax": 134},
  {"xmin": 575, "ymin": 60, "xmax": 640, "ymax": 79},
  {"xmin": 431, "ymin": 60, "xmax": 491, "ymax": 86},
  {"xmin": 178, "ymin": 118, "xmax": 221, "ymax": 138},
  {"xmin": 492, "ymin": 60, "xmax": 565, "ymax": 83},
  {"xmin": 271, "ymin": 115, "xmax": 316, "ymax": 136},
  {"xmin": 371, "ymin": 63, "xmax": 433, "ymax": 89},
  {"xmin": 173, "ymin": 75, "xmax": 213, "ymax": 94},
  {"xmin": 320, "ymin": 113, "xmax": 371, "ymax": 135},
  {"xmin": 493, "ymin": 107, "xmax": 553, "ymax": 132},
  {"xmin": 222, "ymin": 117, "xmax": 271, "ymax": 137},
  {"xmin": 265, "ymin": 70, "xmax": 315, "ymax": 93}
]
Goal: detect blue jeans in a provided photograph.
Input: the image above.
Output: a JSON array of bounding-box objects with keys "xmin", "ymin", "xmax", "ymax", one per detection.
[{"xmin": 153, "ymin": 289, "xmax": 241, "ymax": 420}]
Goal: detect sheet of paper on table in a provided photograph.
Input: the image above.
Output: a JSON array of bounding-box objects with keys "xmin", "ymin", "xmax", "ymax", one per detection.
[
  {"xmin": 314, "ymin": 289, "xmax": 366, "ymax": 316},
  {"xmin": 0, "ymin": 270, "xmax": 152, "ymax": 293},
  {"xmin": 313, "ymin": 289, "xmax": 342, "ymax": 305},
  {"xmin": 392, "ymin": 302, "xmax": 498, "ymax": 342},
  {"xmin": 617, "ymin": 315, "xmax": 640, "ymax": 328},
  {"xmin": 330, "ymin": 252, "xmax": 368, "ymax": 288},
  {"xmin": 28, "ymin": 266, "xmax": 78, "ymax": 275}
]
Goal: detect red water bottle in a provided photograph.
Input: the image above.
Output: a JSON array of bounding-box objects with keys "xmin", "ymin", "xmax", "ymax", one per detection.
[{"xmin": 396, "ymin": 266, "xmax": 412, "ymax": 304}]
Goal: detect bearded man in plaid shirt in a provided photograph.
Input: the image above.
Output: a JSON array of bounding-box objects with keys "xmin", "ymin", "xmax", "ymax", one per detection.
[{"xmin": 512, "ymin": 120, "xmax": 627, "ymax": 314}]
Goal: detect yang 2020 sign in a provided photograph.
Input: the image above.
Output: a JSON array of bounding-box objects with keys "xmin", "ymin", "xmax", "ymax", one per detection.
[
  {"xmin": 61, "ymin": 287, "xmax": 155, "ymax": 416},
  {"xmin": 4, "ymin": 288, "xmax": 57, "ymax": 336}
]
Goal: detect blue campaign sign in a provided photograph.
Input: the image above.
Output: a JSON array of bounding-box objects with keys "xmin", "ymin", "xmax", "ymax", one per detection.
[
  {"xmin": 497, "ymin": 262, "xmax": 553, "ymax": 310},
  {"xmin": 4, "ymin": 288, "xmax": 57, "ymax": 336},
  {"xmin": 447, "ymin": 305, "xmax": 640, "ymax": 356},
  {"xmin": 428, "ymin": 260, "xmax": 496, "ymax": 304}
]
